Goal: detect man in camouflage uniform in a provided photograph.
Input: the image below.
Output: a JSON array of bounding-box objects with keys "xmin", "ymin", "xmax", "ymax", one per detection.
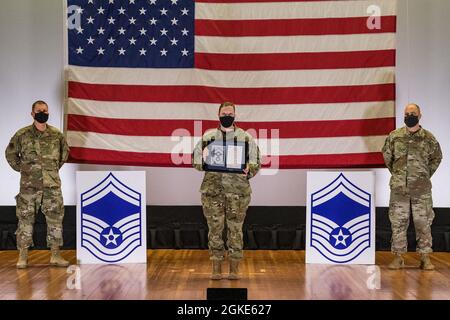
[
  {"xmin": 382, "ymin": 103, "xmax": 442, "ymax": 270},
  {"xmin": 5, "ymin": 100, "xmax": 70, "ymax": 269},
  {"xmin": 193, "ymin": 102, "xmax": 261, "ymax": 280}
]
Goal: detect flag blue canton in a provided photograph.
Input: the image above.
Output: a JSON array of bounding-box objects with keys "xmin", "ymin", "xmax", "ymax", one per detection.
[{"xmin": 67, "ymin": 0, "xmax": 194, "ymax": 68}]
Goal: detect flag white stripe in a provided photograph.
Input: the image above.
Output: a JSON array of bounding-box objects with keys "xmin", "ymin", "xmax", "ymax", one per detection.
[
  {"xmin": 196, "ymin": 0, "xmax": 396, "ymax": 20},
  {"xmin": 68, "ymin": 66, "xmax": 395, "ymax": 88},
  {"xmin": 67, "ymin": 131, "xmax": 387, "ymax": 156},
  {"xmin": 68, "ymin": 99, "xmax": 395, "ymax": 122},
  {"xmin": 195, "ymin": 33, "xmax": 395, "ymax": 54}
]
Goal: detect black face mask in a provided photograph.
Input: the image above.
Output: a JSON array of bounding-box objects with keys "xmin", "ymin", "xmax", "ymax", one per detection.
[
  {"xmin": 404, "ymin": 114, "xmax": 419, "ymax": 128},
  {"xmin": 220, "ymin": 115, "xmax": 235, "ymax": 128},
  {"xmin": 34, "ymin": 112, "xmax": 49, "ymax": 124}
]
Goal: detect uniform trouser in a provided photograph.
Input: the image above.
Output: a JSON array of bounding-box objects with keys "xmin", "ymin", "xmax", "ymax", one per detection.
[
  {"xmin": 15, "ymin": 188, "xmax": 64, "ymax": 249},
  {"xmin": 388, "ymin": 191, "xmax": 434, "ymax": 254},
  {"xmin": 201, "ymin": 193, "xmax": 251, "ymax": 261}
]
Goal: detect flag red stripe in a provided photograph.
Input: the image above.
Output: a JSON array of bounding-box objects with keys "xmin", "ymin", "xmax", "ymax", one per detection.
[
  {"xmin": 195, "ymin": 50, "xmax": 395, "ymax": 71},
  {"xmin": 273, "ymin": 153, "xmax": 385, "ymax": 168},
  {"xmin": 68, "ymin": 147, "xmax": 385, "ymax": 168},
  {"xmin": 195, "ymin": 16, "xmax": 396, "ymax": 36},
  {"xmin": 68, "ymin": 82, "xmax": 395, "ymax": 104},
  {"xmin": 67, "ymin": 114, "xmax": 395, "ymax": 138}
]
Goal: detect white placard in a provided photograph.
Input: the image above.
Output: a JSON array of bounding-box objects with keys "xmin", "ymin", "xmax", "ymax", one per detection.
[
  {"xmin": 76, "ymin": 171, "xmax": 147, "ymax": 264},
  {"xmin": 226, "ymin": 145, "xmax": 244, "ymax": 169},
  {"xmin": 306, "ymin": 171, "xmax": 375, "ymax": 265}
]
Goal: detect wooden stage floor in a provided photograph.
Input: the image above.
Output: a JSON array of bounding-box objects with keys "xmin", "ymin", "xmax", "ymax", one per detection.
[{"xmin": 0, "ymin": 250, "xmax": 449, "ymax": 300}]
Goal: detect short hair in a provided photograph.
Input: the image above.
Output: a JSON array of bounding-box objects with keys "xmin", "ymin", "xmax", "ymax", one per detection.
[
  {"xmin": 218, "ymin": 102, "xmax": 235, "ymax": 114},
  {"xmin": 32, "ymin": 100, "xmax": 48, "ymax": 111},
  {"xmin": 407, "ymin": 103, "xmax": 421, "ymax": 114}
]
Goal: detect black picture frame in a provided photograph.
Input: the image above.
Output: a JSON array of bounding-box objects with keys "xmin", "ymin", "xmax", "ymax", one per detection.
[{"xmin": 202, "ymin": 137, "xmax": 249, "ymax": 173}]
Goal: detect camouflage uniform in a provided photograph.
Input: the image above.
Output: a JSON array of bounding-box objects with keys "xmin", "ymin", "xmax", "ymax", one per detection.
[
  {"xmin": 193, "ymin": 126, "xmax": 261, "ymax": 261},
  {"xmin": 382, "ymin": 126, "xmax": 442, "ymax": 254},
  {"xmin": 5, "ymin": 124, "xmax": 69, "ymax": 249}
]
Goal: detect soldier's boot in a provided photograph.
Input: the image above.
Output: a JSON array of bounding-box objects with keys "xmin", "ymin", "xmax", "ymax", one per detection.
[
  {"xmin": 16, "ymin": 248, "xmax": 28, "ymax": 269},
  {"xmin": 388, "ymin": 253, "xmax": 404, "ymax": 270},
  {"xmin": 50, "ymin": 247, "xmax": 69, "ymax": 267},
  {"xmin": 228, "ymin": 259, "xmax": 241, "ymax": 280},
  {"xmin": 420, "ymin": 254, "xmax": 435, "ymax": 270},
  {"xmin": 210, "ymin": 260, "xmax": 222, "ymax": 280}
]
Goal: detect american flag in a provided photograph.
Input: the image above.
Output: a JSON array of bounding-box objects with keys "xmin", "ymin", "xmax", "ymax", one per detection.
[{"xmin": 65, "ymin": 0, "xmax": 396, "ymax": 168}]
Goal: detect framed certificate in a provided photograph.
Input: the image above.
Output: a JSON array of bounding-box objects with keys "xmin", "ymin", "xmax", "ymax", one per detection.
[{"xmin": 203, "ymin": 138, "xmax": 248, "ymax": 173}]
